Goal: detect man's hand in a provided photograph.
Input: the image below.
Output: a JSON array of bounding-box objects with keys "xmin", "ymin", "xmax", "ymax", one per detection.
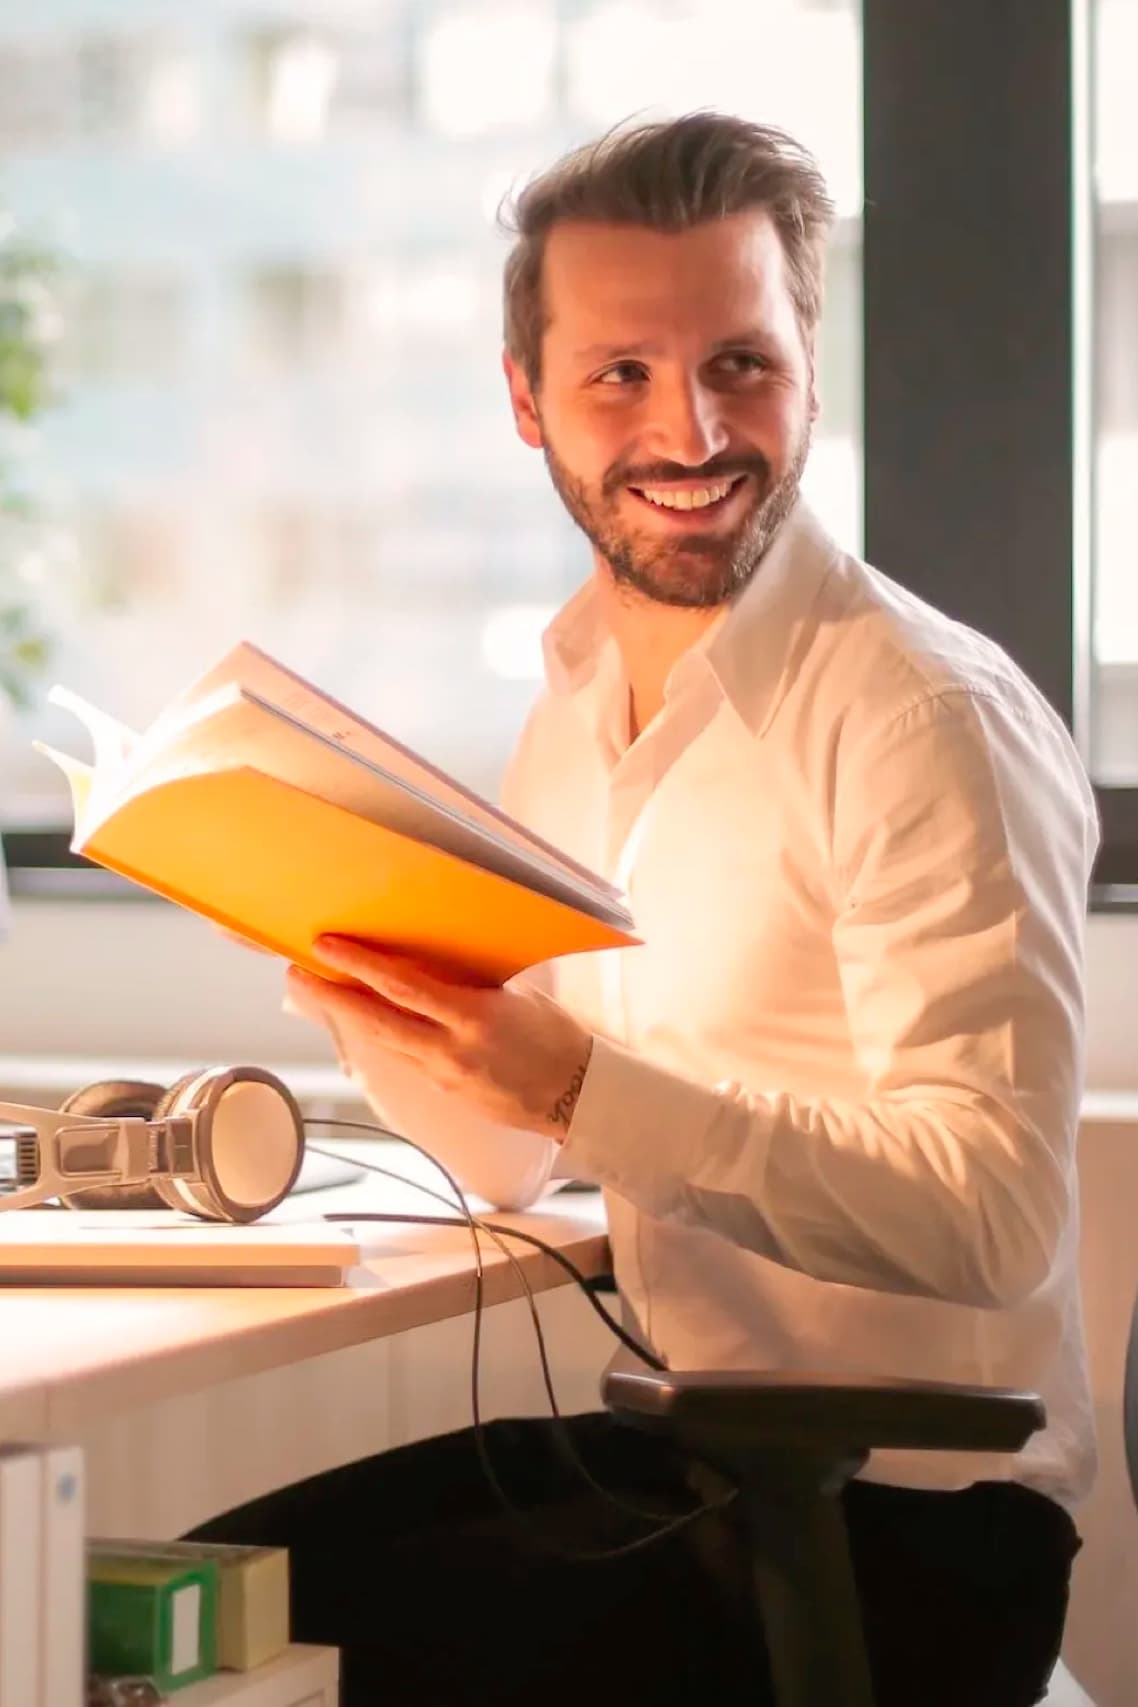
[{"xmin": 285, "ymin": 935, "xmax": 594, "ymax": 1140}]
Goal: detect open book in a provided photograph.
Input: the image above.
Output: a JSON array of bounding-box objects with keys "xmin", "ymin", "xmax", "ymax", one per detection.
[{"xmin": 37, "ymin": 642, "xmax": 638, "ymax": 984}]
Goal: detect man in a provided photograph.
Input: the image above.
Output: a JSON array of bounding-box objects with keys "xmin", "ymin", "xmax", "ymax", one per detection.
[{"xmin": 202, "ymin": 114, "xmax": 1098, "ymax": 1706}]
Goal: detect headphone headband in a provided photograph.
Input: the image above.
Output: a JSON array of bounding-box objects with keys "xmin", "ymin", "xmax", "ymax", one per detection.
[{"xmin": 0, "ymin": 1067, "xmax": 305, "ymax": 1223}]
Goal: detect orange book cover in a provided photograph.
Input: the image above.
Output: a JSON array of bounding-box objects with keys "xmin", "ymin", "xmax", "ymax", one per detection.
[
  {"xmin": 87, "ymin": 767, "xmax": 632, "ymax": 985},
  {"xmin": 37, "ymin": 644, "xmax": 638, "ymax": 986}
]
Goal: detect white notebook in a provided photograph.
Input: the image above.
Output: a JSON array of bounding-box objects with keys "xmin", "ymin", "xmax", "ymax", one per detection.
[{"xmin": 0, "ymin": 1212, "xmax": 365, "ymax": 1286}]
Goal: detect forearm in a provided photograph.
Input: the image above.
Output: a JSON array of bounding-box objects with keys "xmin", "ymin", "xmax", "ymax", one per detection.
[
  {"xmin": 348, "ymin": 1045, "xmax": 562, "ymax": 1211},
  {"xmin": 559, "ymin": 1036, "xmax": 1071, "ymax": 1309}
]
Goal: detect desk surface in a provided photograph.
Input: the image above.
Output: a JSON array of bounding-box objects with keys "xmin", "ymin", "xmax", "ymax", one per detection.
[{"xmin": 0, "ymin": 1145, "xmax": 609, "ymax": 1444}]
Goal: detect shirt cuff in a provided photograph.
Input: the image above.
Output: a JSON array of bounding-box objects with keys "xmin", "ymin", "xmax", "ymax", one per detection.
[{"xmin": 558, "ymin": 1033, "xmax": 726, "ymax": 1213}]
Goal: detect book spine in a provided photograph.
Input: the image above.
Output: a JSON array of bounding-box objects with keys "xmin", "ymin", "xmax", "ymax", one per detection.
[
  {"xmin": 0, "ymin": 1447, "xmax": 42, "ymax": 1707},
  {"xmin": 38, "ymin": 1447, "xmax": 84, "ymax": 1707}
]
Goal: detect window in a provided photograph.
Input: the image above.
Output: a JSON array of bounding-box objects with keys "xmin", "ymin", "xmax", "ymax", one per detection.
[
  {"xmin": 58, "ymin": 270, "xmax": 187, "ymax": 383},
  {"xmin": 0, "ymin": 31, "xmax": 199, "ymax": 152},
  {"xmin": 1086, "ymin": 0, "xmax": 1138, "ymax": 786},
  {"xmin": 0, "ymin": 0, "xmax": 863, "ymax": 846},
  {"xmin": 245, "ymin": 21, "xmax": 410, "ymax": 143}
]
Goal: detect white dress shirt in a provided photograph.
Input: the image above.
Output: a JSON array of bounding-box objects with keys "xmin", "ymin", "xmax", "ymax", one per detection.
[{"xmin": 355, "ymin": 500, "xmax": 1099, "ymax": 1508}]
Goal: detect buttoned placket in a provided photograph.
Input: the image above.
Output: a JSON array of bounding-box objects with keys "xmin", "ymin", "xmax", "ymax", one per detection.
[{"xmin": 587, "ymin": 655, "xmax": 727, "ymax": 1351}]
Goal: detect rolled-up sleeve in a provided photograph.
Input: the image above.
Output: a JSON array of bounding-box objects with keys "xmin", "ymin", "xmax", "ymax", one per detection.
[{"xmin": 558, "ymin": 690, "xmax": 1098, "ymax": 1309}]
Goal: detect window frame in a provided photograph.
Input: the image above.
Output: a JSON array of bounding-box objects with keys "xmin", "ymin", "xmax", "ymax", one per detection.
[
  {"xmin": 862, "ymin": 0, "xmax": 1132, "ymax": 905},
  {"xmin": 6, "ymin": 0, "xmax": 1134, "ymax": 903}
]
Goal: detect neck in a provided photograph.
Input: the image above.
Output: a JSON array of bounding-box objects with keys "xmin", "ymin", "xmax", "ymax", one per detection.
[{"xmin": 592, "ymin": 564, "xmax": 723, "ymax": 740}]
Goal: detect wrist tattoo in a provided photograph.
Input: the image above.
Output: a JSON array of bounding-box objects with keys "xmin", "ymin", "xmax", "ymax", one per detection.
[{"xmin": 549, "ymin": 1057, "xmax": 590, "ymax": 1131}]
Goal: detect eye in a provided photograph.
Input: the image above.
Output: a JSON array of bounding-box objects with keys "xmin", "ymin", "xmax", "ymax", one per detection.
[
  {"xmin": 593, "ymin": 361, "xmax": 648, "ymax": 386},
  {"xmin": 712, "ymin": 350, "xmax": 769, "ymax": 376}
]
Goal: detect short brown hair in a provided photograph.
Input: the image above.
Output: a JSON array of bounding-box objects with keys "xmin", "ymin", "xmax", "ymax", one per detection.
[{"xmin": 499, "ymin": 111, "xmax": 835, "ymax": 387}]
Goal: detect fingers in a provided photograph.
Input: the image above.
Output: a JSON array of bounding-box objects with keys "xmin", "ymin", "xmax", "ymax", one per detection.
[
  {"xmin": 281, "ymin": 967, "xmax": 328, "ymax": 1023},
  {"xmin": 281, "ymin": 971, "xmax": 351, "ymax": 1071},
  {"xmin": 284, "ymin": 967, "xmax": 423, "ymax": 1081},
  {"xmin": 311, "ymin": 936, "xmax": 479, "ymax": 1026},
  {"xmin": 286, "ymin": 966, "xmax": 437, "ymax": 1055}
]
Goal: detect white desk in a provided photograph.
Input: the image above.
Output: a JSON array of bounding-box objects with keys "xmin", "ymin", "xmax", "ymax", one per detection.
[{"xmin": 0, "ymin": 1153, "xmax": 614, "ymax": 1538}]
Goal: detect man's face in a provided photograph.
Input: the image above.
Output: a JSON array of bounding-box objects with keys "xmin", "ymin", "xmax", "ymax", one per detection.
[{"xmin": 505, "ymin": 210, "xmax": 817, "ymax": 609}]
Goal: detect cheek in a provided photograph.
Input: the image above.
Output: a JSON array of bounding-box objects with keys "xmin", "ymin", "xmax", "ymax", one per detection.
[
  {"xmin": 725, "ymin": 407, "xmax": 808, "ymax": 488},
  {"xmin": 741, "ymin": 385, "xmax": 809, "ymax": 447},
  {"xmin": 542, "ymin": 377, "xmax": 624, "ymax": 448},
  {"xmin": 551, "ymin": 412, "xmax": 629, "ymax": 491}
]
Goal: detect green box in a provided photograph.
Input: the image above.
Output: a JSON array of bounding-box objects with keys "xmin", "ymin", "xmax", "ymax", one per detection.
[
  {"xmin": 90, "ymin": 1538, "xmax": 289, "ymax": 1670},
  {"xmin": 88, "ymin": 1553, "xmax": 219, "ymax": 1693}
]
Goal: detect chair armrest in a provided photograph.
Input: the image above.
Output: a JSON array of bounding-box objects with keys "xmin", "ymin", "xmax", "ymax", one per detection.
[{"xmin": 604, "ymin": 1368, "xmax": 1045, "ymax": 1459}]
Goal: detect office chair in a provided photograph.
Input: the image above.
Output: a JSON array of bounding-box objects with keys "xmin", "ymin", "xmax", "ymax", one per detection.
[
  {"xmin": 1125, "ymin": 1279, "xmax": 1138, "ymax": 1511},
  {"xmin": 604, "ymin": 1364, "xmax": 1045, "ymax": 1707}
]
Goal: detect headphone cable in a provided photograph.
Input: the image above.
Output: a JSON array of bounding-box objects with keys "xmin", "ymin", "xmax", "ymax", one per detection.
[{"xmin": 304, "ymin": 1119, "xmax": 738, "ymax": 1559}]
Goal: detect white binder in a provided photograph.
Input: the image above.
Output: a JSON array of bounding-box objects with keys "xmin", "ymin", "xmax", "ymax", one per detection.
[
  {"xmin": 0, "ymin": 1445, "xmax": 41, "ymax": 1707},
  {"xmin": 38, "ymin": 1447, "xmax": 83, "ymax": 1707}
]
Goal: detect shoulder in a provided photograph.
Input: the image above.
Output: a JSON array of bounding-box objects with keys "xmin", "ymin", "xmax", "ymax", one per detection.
[
  {"xmin": 804, "ymin": 548, "xmax": 1072, "ymax": 757},
  {"xmin": 801, "ymin": 554, "xmax": 1098, "ymax": 871}
]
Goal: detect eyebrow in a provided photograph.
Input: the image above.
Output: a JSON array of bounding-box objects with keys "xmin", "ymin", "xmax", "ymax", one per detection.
[{"xmin": 571, "ymin": 329, "xmax": 775, "ymax": 364}]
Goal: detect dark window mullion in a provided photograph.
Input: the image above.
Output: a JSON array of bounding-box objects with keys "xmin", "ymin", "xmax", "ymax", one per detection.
[
  {"xmin": 862, "ymin": 0, "xmax": 1136, "ymax": 896},
  {"xmin": 862, "ymin": 0, "xmax": 1075, "ymax": 723}
]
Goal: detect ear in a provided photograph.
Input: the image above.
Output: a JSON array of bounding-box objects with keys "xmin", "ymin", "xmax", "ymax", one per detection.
[
  {"xmin": 804, "ymin": 338, "xmax": 821, "ymax": 423},
  {"xmin": 503, "ymin": 349, "xmax": 543, "ymax": 450}
]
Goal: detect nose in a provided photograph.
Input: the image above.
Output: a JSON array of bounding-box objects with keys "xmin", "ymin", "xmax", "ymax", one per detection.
[{"xmin": 642, "ymin": 373, "xmax": 731, "ymax": 470}]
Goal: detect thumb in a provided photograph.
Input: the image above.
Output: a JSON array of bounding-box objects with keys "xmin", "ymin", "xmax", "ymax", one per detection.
[
  {"xmin": 283, "ymin": 967, "xmax": 353, "ymax": 1074},
  {"xmin": 283, "ymin": 965, "xmax": 331, "ymax": 1022}
]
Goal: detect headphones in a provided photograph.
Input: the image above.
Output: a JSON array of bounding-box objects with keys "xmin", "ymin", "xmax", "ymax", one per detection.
[{"xmin": 0, "ymin": 1066, "xmax": 305, "ymax": 1223}]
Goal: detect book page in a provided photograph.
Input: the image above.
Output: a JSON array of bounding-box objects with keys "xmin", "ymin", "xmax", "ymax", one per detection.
[
  {"xmin": 171, "ymin": 641, "xmax": 625, "ymax": 905},
  {"xmin": 46, "ymin": 685, "xmax": 139, "ymax": 770},
  {"xmin": 32, "ymin": 743, "xmax": 95, "ymax": 842},
  {"xmin": 40, "ymin": 686, "xmax": 140, "ymax": 829}
]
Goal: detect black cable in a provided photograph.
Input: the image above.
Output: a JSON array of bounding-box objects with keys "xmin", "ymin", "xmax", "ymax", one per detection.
[
  {"xmin": 306, "ymin": 1125, "xmax": 694, "ymax": 1533},
  {"xmin": 308, "ymin": 1130, "xmax": 705, "ymax": 1554},
  {"xmin": 303, "ymin": 1118, "xmax": 738, "ymax": 1558},
  {"xmin": 330, "ymin": 1199, "xmax": 660, "ymax": 1368},
  {"xmin": 318, "ymin": 1149, "xmax": 670, "ymax": 1521},
  {"xmin": 319, "ymin": 1186, "xmax": 679, "ymax": 1526},
  {"xmin": 309, "ymin": 1116, "xmax": 662, "ymax": 1367},
  {"xmin": 324, "ymin": 1201, "xmax": 683, "ymax": 1530}
]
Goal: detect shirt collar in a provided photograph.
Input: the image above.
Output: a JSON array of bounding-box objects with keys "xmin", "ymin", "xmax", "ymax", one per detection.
[
  {"xmin": 541, "ymin": 575, "xmax": 610, "ymax": 699},
  {"xmin": 542, "ymin": 496, "xmax": 841, "ymax": 735},
  {"xmin": 703, "ymin": 496, "xmax": 840, "ymax": 735}
]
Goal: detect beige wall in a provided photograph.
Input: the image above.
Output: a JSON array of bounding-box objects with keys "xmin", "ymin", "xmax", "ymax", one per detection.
[{"xmin": 1067, "ymin": 1118, "xmax": 1138, "ymax": 1707}]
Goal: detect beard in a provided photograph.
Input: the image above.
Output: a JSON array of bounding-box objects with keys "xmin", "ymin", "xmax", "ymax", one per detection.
[{"xmin": 542, "ymin": 424, "xmax": 811, "ymax": 610}]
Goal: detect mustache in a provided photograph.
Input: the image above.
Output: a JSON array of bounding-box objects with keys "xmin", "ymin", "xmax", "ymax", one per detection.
[{"xmin": 603, "ymin": 453, "xmax": 770, "ymax": 498}]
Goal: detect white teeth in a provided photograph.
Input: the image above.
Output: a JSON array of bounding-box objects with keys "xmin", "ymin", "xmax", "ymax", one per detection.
[{"xmin": 637, "ymin": 477, "xmax": 738, "ymax": 511}]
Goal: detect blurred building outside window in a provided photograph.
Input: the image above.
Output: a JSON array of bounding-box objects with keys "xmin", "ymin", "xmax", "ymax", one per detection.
[{"xmin": 0, "ymin": 0, "xmax": 863, "ymax": 828}]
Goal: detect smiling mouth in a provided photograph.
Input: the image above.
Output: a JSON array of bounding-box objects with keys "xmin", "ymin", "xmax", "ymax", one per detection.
[{"xmin": 626, "ymin": 473, "xmax": 749, "ymax": 516}]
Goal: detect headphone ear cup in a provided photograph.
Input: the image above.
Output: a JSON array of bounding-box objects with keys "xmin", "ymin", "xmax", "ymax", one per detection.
[
  {"xmin": 151, "ymin": 1067, "xmax": 304, "ymax": 1223},
  {"xmin": 148, "ymin": 1071, "xmax": 213, "ymax": 1214},
  {"xmin": 151, "ymin": 1071, "xmax": 208, "ymax": 1122},
  {"xmin": 57, "ymin": 1080, "xmax": 169, "ymax": 1211},
  {"xmin": 56, "ymin": 1068, "xmax": 305, "ymax": 1223}
]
